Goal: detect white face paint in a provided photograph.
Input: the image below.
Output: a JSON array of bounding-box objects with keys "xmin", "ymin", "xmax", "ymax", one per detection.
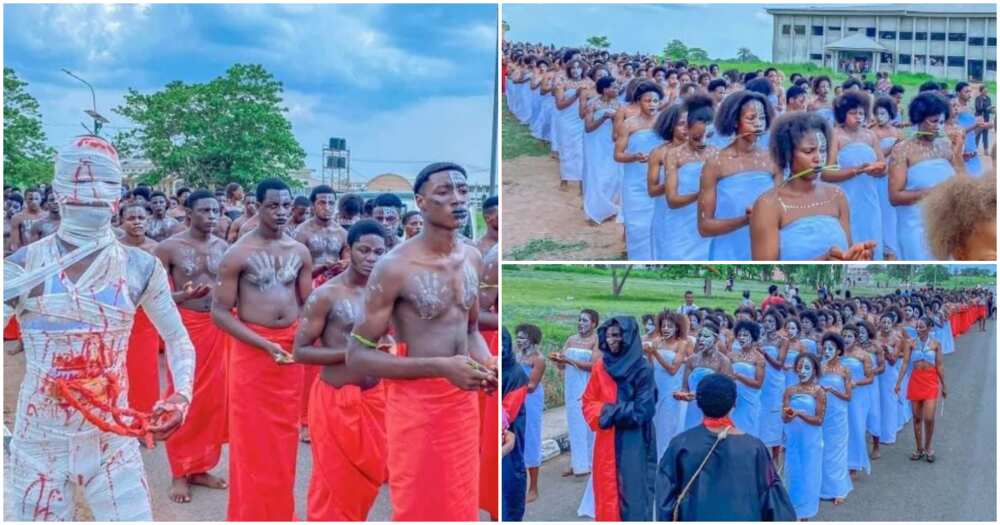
[
  {"xmin": 645, "ymin": 320, "xmax": 656, "ymax": 334},
  {"xmin": 765, "ymin": 315, "xmax": 777, "ymax": 332},
  {"xmin": 747, "ymin": 100, "xmax": 766, "ymax": 134},
  {"xmin": 787, "ymin": 322, "xmax": 799, "ymax": 338},
  {"xmin": 857, "ymin": 327, "xmax": 869, "ymax": 343},
  {"xmin": 571, "ymin": 66, "xmax": 583, "ymax": 79},
  {"xmin": 798, "ymin": 359, "xmax": 814, "ymax": 381},
  {"xmin": 876, "ymin": 107, "xmax": 890, "ymax": 125},
  {"xmin": 697, "ymin": 328, "xmax": 717, "ymax": 351},
  {"xmin": 815, "ymin": 131, "xmax": 828, "ymax": 163},
  {"xmin": 737, "ymin": 329, "xmax": 752, "ymax": 347},
  {"xmin": 881, "ymin": 317, "xmax": 893, "ymax": 331},
  {"xmin": 662, "ymin": 320, "xmax": 676, "ymax": 339},
  {"xmin": 855, "ymin": 110, "xmax": 866, "ymax": 127},
  {"xmin": 822, "ymin": 341, "xmax": 837, "ymax": 362}
]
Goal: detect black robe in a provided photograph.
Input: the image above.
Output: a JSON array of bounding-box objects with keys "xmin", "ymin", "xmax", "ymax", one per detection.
[
  {"xmin": 501, "ymin": 328, "xmax": 530, "ymax": 521},
  {"xmin": 656, "ymin": 425, "xmax": 796, "ymax": 521}
]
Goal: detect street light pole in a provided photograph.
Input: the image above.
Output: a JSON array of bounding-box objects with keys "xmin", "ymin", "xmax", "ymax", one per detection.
[{"xmin": 489, "ymin": 32, "xmax": 499, "ymax": 195}]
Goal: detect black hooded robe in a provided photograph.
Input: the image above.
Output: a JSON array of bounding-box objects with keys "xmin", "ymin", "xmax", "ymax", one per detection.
[{"xmin": 501, "ymin": 327, "xmax": 530, "ymax": 521}]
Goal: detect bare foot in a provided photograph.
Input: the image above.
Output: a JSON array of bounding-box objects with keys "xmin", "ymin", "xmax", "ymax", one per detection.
[
  {"xmin": 170, "ymin": 477, "xmax": 192, "ymax": 503},
  {"xmin": 526, "ymin": 489, "xmax": 538, "ymax": 503},
  {"xmin": 870, "ymin": 447, "xmax": 880, "ymax": 460},
  {"xmin": 833, "ymin": 497, "xmax": 846, "ymax": 505},
  {"xmin": 849, "ymin": 470, "xmax": 858, "ymax": 480},
  {"xmin": 187, "ymin": 472, "xmax": 227, "ymax": 490},
  {"xmin": 300, "ymin": 426, "xmax": 311, "ymax": 443},
  {"xmin": 561, "ymin": 468, "xmax": 574, "ymax": 477}
]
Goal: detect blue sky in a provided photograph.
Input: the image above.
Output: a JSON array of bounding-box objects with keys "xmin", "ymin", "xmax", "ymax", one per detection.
[
  {"xmin": 4, "ymin": 4, "xmax": 498, "ymax": 183},
  {"xmin": 503, "ymin": 4, "xmax": 774, "ymax": 61}
]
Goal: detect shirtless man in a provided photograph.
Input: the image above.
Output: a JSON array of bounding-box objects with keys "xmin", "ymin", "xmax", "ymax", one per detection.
[
  {"xmin": 346, "ymin": 162, "xmax": 498, "ymax": 520},
  {"xmin": 154, "ymin": 190, "xmax": 229, "ymax": 503},
  {"xmin": 293, "ymin": 185, "xmax": 348, "ymax": 283},
  {"xmin": 228, "ymin": 193, "xmax": 259, "ymax": 242},
  {"xmin": 293, "ymin": 219, "xmax": 389, "ymax": 520},
  {"xmin": 9, "ymin": 187, "xmax": 46, "ymax": 251},
  {"xmin": 168, "ymin": 187, "xmax": 190, "ymax": 221},
  {"xmin": 4, "ymin": 193, "xmax": 23, "ymax": 256},
  {"xmin": 27, "ymin": 190, "xmax": 60, "ymax": 243},
  {"xmin": 147, "ymin": 191, "xmax": 181, "ymax": 242},
  {"xmin": 370, "ymin": 193, "xmax": 404, "ymax": 250},
  {"xmin": 476, "ymin": 195, "xmax": 498, "ymax": 256},
  {"xmin": 292, "ymin": 195, "xmax": 312, "ymax": 229},
  {"xmin": 212, "ymin": 177, "xmax": 313, "ymax": 521}
]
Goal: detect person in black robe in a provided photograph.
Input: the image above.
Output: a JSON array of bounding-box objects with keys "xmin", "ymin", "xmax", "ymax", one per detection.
[
  {"xmin": 583, "ymin": 316, "xmax": 657, "ymax": 521},
  {"xmin": 657, "ymin": 373, "xmax": 796, "ymax": 521},
  {"xmin": 501, "ymin": 327, "xmax": 531, "ymax": 521}
]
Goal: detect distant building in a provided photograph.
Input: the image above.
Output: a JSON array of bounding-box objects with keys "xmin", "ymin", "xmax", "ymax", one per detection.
[
  {"xmin": 845, "ymin": 266, "xmax": 873, "ymax": 286},
  {"xmin": 366, "ymin": 173, "xmax": 412, "ymax": 192},
  {"xmin": 767, "ymin": 5, "xmax": 996, "ymax": 81}
]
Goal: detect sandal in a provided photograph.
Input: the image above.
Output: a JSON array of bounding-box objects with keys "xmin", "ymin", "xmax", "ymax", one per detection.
[
  {"xmin": 926, "ymin": 451, "xmax": 936, "ymax": 463},
  {"xmin": 910, "ymin": 450, "xmax": 925, "ymax": 461}
]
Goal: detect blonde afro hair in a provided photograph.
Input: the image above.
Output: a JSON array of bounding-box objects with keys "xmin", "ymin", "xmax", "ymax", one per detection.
[{"xmin": 921, "ymin": 175, "xmax": 996, "ymax": 259}]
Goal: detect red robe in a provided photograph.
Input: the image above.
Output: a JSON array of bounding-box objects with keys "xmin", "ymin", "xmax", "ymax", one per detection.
[
  {"xmin": 385, "ymin": 344, "xmax": 479, "ymax": 520},
  {"xmin": 479, "ymin": 329, "xmax": 500, "ymax": 518},
  {"xmin": 226, "ymin": 321, "xmax": 303, "ymax": 521},
  {"xmin": 582, "ymin": 360, "xmax": 621, "ymax": 522},
  {"xmin": 126, "ymin": 308, "xmax": 161, "ymax": 414},
  {"xmin": 4, "ymin": 317, "xmax": 20, "ymax": 340},
  {"xmin": 165, "ymin": 308, "xmax": 228, "ymax": 477},
  {"xmin": 307, "ymin": 379, "xmax": 387, "ymax": 521}
]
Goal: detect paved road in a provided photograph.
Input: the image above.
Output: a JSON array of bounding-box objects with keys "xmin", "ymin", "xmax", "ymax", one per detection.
[
  {"xmin": 3, "ymin": 343, "xmax": 490, "ymax": 521},
  {"xmin": 523, "ymin": 319, "xmax": 997, "ymax": 522}
]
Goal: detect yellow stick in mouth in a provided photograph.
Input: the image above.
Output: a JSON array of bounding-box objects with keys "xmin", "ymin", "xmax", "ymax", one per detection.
[{"xmin": 783, "ymin": 164, "xmax": 840, "ymax": 185}]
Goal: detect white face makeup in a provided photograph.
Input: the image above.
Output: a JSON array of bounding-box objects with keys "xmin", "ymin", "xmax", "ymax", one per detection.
[
  {"xmin": 662, "ymin": 320, "xmax": 676, "ymax": 339},
  {"xmin": 798, "ymin": 359, "xmax": 814, "ymax": 381},
  {"xmin": 815, "ymin": 131, "xmax": 828, "ymax": 163},
  {"xmin": 571, "ymin": 66, "xmax": 583, "ymax": 79},
  {"xmin": 876, "ymin": 107, "xmax": 890, "ymax": 125},
  {"xmin": 516, "ymin": 331, "xmax": 530, "ymax": 351},
  {"xmin": 822, "ymin": 341, "xmax": 837, "ymax": 362},
  {"xmin": 698, "ymin": 328, "xmax": 717, "ymax": 350},
  {"xmin": 578, "ymin": 314, "xmax": 593, "ymax": 334},
  {"xmin": 855, "ymin": 110, "xmax": 867, "ymax": 127},
  {"xmin": 645, "ymin": 320, "xmax": 656, "ymax": 334},
  {"xmin": 881, "ymin": 317, "xmax": 893, "ymax": 331},
  {"xmin": 858, "ymin": 327, "xmax": 869, "ymax": 343},
  {"xmin": 787, "ymin": 322, "xmax": 799, "ymax": 338},
  {"xmin": 737, "ymin": 329, "xmax": 752, "ymax": 347},
  {"xmin": 765, "ymin": 316, "xmax": 777, "ymax": 332},
  {"xmin": 748, "ymin": 100, "xmax": 766, "ymax": 133}
]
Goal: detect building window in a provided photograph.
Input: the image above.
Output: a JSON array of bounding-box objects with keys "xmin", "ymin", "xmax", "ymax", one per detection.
[
  {"xmin": 947, "ymin": 56, "xmax": 965, "ymax": 67},
  {"xmin": 929, "ymin": 55, "xmax": 945, "ymax": 67},
  {"xmin": 866, "ymin": 27, "xmax": 876, "ymax": 38},
  {"xmin": 881, "ymin": 53, "xmax": 894, "ymax": 65},
  {"xmin": 782, "ymin": 24, "xmax": 791, "ymax": 35},
  {"xmin": 899, "ymin": 54, "xmax": 912, "ymax": 65},
  {"xmin": 810, "ymin": 53, "xmax": 823, "ymax": 61},
  {"xmin": 899, "ymin": 31, "xmax": 913, "ymax": 40},
  {"xmin": 989, "ymin": 37, "xmax": 997, "ymax": 46},
  {"xmin": 880, "ymin": 31, "xmax": 896, "ymax": 40},
  {"xmin": 794, "ymin": 25, "xmax": 806, "ymax": 36},
  {"xmin": 812, "ymin": 26, "xmax": 824, "ymax": 36},
  {"xmin": 948, "ymin": 32, "xmax": 966, "ymax": 42},
  {"xmin": 915, "ymin": 32, "xmax": 928, "ymax": 41},
  {"xmin": 969, "ymin": 36, "xmax": 985, "ymax": 46},
  {"xmin": 988, "ymin": 61, "xmax": 996, "ymax": 72},
  {"xmin": 930, "ymin": 32, "xmax": 946, "ymax": 41},
  {"xmin": 848, "ymin": 26, "xmax": 860, "ymax": 33},
  {"xmin": 828, "ymin": 25, "xmax": 841, "ymax": 32}
]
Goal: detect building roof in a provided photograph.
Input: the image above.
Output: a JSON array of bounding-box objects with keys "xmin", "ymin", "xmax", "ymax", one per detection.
[
  {"xmin": 824, "ymin": 34, "xmax": 889, "ymax": 52},
  {"xmin": 366, "ymin": 173, "xmax": 412, "ymax": 192},
  {"xmin": 766, "ymin": 4, "xmax": 997, "ymax": 17}
]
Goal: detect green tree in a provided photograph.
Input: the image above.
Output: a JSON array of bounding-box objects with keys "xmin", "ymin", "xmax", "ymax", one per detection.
[
  {"xmin": 686, "ymin": 47, "xmax": 709, "ymax": 63},
  {"xmin": 114, "ymin": 64, "xmax": 306, "ymax": 189},
  {"xmin": 736, "ymin": 47, "xmax": 759, "ymax": 63},
  {"xmin": 611, "ymin": 265, "xmax": 634, "ymax": 297},
  {"xmin": 919, "ymin": 265, "xmax": 950, "ymax": 286},
  {"xmin": 586, "ymin": 35, "xmax": 611, "ymax": 49},
  {"xmin": 664, "ymin": 40, "xmax": 689, "ymax": 61},
  {"xmin": 4, "ymin": 68, "xmax": 55, "ymax": 188}
]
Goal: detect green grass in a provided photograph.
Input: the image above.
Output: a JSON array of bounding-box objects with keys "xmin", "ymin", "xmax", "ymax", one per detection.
[
  {"xmin": 502, "ymin": 266, "xmax": 992, "ymax": 408},
  {"xmin": 506, "ymin": 239, "xmax": 590, "ymax": 261},
  {"xmin": 502, "ymin": 96, "xmax": 550, "ymax": 159}
]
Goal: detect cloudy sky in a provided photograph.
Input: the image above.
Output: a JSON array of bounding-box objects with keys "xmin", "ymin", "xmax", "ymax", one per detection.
[
  {"xmin": 503, "ymin": 4, "xmax": 774, "ymax": 61},
  {"xmin": 4, "ymin": 4, "xmax": 498, "ymax": 183}
]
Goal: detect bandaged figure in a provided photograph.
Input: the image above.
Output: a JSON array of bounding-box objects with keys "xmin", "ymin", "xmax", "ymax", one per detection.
[{"xmin": 4, "ymin": 136, "xmax": 195, "ymax": 521}]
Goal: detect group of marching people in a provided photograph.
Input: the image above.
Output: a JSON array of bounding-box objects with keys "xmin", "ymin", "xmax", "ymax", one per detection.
[
  {"xmin": 503, "ymin": 284, "xmax": 992, "ymax": 521},
  {"xmin": 3, "ymin": 135, "xmax": 501, "ymax": 521},
  {"xmin": 504, "ymin": 43, "xmax": 997, "ymax": 262}
]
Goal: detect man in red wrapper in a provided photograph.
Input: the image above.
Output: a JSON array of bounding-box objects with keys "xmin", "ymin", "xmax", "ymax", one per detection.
[
  {"xmin": 346, "ymin": 162, "xmax": 498, "ymax": 521},
  {"xmin": 478, "ymin": 243, "xmax": 500, "ymax": 519},
  {"xmin": 155, "ymin": 190, "xmax": 230, "ymax": 503},
  {"xmin": 293, "ymin": 218, "xmax": 389, "ymax": 520},
  {"xmin": 211, "ymin": 178, "xmax": 313, "ymax": 521}
]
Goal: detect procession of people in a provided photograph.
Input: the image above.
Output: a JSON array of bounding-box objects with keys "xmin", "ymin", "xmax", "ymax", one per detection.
[
  {"xmin": 504, "ymin": 43, "xmax": 997, "ymax": 261},
  {"xmin": 502, "ymin": 282, "xmax": 993, "ymax": 521},
  {"xmin": 3, "ymin": 135, "xmax": 500, "ymax": 521}
]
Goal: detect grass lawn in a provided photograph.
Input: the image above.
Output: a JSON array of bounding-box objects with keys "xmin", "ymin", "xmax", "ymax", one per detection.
[
  {"xmin": 502, "ymin": 265, "xmax": 994, "ymax": 408},
  {"xmin": 502, "ymin": 96, "xmax": 549, "ymax": 160}
]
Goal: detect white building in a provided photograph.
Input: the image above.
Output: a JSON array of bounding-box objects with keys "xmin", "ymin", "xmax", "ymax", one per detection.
[{"xmin": 768, "ymin": 5, "xmax": 996, "ymax": 81}]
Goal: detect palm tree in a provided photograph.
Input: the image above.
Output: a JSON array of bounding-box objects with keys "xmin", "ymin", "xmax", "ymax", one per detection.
[{"xmin": 586, "ymin": 36, "xmax": 611, "ymax": 49}]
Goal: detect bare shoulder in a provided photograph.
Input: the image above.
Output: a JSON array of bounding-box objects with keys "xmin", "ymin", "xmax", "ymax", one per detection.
[
  {"xmin": 462, "ymin": 242, "xmax": 483, "ymax": 268},
  {"xmin": 5, "ymin": 245, "xmax": 29, "ymax": 267}
]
